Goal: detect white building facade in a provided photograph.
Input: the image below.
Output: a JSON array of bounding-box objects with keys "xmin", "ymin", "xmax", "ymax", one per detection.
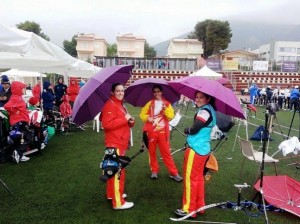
[
  {"xmin": 167, "ymin": 39, "xmax": 203, "ymax": 58},
  {"xmin": 259, "ymin": 41, "xmax": 300, "ymax": 62},
  {"xmin": 116, "ymin": 33, "xmax": 145, "ymax": 57},
  {"xmin": 75, "ymin": 34, "xmax": 108, "ymax": 61}
]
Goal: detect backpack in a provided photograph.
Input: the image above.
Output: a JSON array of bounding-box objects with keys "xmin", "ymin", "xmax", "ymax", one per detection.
[{"xmin": 250, "ymin": 125, "xmax": 273, "ymax": 141}]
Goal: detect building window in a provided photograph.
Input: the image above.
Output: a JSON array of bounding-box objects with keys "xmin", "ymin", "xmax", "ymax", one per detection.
[
  {"xmin": 297, "ymin": 48, "xmax": 300, "ymax": 54},
  {"xmin": 279, "ymin": 47, "xmax": 296, "ymax": 53}
]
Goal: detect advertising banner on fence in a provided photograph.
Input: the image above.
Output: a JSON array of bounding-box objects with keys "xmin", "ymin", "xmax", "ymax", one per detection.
[
  {"xmin": 282, "ymin": 61, "xmax": 298, "ymax": 72},
  {"xmin": 206, "ymin": 59, "xmax": 222, "ymax": 71},
  {"xmin": 253, "ymin": 61, "xmax": 268, "ymax": 71},
  {"xmin": 222, "ymin": 60, "xmax": 239, "ymax": 71}
]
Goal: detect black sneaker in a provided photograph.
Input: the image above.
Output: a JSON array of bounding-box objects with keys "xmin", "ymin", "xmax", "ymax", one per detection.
[{"xmin": 174, "ymin": 209, "xmax": 196, "ymax": 218}]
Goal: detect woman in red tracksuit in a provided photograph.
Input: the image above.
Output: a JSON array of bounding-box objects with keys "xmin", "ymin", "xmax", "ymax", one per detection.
[
  {"xmin": 140, "ymin": 85, "xmax": 182, "ymax": 181},
  {"xmin": 100, "ymin": 83, "xmax": 135, "ymax": 210},
  {"xmin": 4, "ymin": 81, "xmax": 31, "ymax": 163}
]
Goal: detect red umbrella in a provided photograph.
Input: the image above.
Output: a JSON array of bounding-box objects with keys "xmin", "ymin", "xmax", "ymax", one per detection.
[{"xmin": 254, "ymin": 175, "xmax": 300, "ymax": 217}]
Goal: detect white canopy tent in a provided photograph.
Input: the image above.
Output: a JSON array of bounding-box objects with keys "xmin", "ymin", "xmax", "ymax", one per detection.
[
  {"xmin": 0, "ymin": 23, "xmax": 100, "ymax": 77},
  {"xmin": 1, "ymin": 69, "xmax": 46, "ymax": 84},
  {"xmin": 189, "ymin": 65, "xmax": 222, "ymax": 80}
]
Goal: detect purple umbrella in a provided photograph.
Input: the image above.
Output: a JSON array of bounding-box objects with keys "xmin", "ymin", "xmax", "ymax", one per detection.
[
  {"xmin": 216, "ymin": 77, "xmax": 230, "ymax": 85},
  {"xmin": 168, "ymin": 76, "xmax": 245, "ymax": 119},
  {"xmin": 125, "ymin": 78, "xmax": 180, "ymax": 107},
  {"xmin": 72, "ymin": 65, "xmax": 133, "ymax": 125}
]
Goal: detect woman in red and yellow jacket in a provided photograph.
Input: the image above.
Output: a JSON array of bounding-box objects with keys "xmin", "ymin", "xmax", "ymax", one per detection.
[
  {"xmin": 140, "ymin": 85, "xmax": 182, "ymax": 182},
  {"xmin": 100, "ymin": 83, "xmax": 135, "ymax": 210}
]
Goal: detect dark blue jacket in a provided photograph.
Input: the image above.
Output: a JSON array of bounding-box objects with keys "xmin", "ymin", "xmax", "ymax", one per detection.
[
  {"xmin": 54, "ymin": 83, "xmax": 67, "ymax": 102},
  {"xmin": 42, "ymin": 81, "xmax": 55, "ymax": 110}
]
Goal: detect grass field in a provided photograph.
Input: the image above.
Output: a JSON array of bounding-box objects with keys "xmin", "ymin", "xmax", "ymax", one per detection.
[{"xmin": 0, "ymin": 104, "xmax": 299, "ymax": 224}]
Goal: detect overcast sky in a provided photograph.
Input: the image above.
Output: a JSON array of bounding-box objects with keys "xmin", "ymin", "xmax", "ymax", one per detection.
[{"xmin": 1, "ymin": 0, "xmax": 300, "ymax": 47}]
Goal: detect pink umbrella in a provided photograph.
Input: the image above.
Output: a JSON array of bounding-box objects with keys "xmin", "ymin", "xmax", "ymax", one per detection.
[
  {"xmin": 125, "ymin": 78, "xmax": 180, "ymax": 107},
  {"xmin": 168, "ymin": 76, "xmax": 245, "ymax": 119},
  {"xmin": 254, "ymin": 175, "xmax": 300, "ymax": 217},
  {"xmin": 72, "ymin": 65, "xmax": 133, "ymax": 125}
]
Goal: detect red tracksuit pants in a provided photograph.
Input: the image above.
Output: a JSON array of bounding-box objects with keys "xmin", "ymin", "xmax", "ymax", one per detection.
[
  {"xmin": 148, "ymin": 131, "xmax": 178, "ymax": 176},
  {"xmin": 106, "ymin": 148, "xmax": 126, "ymax": 208},
  {"xmin": 182, "ymin": 148, "xmax": 209, "ymax": 215}
]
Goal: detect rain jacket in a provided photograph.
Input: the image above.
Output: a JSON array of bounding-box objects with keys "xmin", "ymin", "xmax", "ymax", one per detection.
[
  {"xmin": 4, "ymin": 81, "xmax": 29, "ymax": 125},
  {"xmin": 32, "ymin": 83, "xmax": 41, "ymax": 99},
  {"xmin": 67, "ymin": 77, "xmax": 80, "ymax": 102},
  {"xmin": 42, "ymin": 81, "xmax": 55, "ymax": 110},
  {"xmin": 60, "ymin": 95, "xmax": 72, "ymax": 118},
  {"xmin": 100, "ymin": 96, "xmax": 134, "ymax": 150}
]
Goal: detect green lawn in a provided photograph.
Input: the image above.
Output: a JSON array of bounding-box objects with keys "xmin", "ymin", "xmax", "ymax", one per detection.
[{"xmin": 0, "ymin": 104, "xmax": 299, "ymax": 224}]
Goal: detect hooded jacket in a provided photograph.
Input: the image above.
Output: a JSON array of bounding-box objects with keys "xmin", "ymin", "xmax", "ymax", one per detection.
[
  {"xmin": 42, "ymin": 81, "xmax": 55, "ymax": 110},
  {"xmin": 67, "ymin": 77, "xmax": 80, "ymax": 102},
  {"xmin": 4, "ymin": 81, "xmax": 29, "ymax": 125},
  {"xmin": 60, "ymin": 95, "xmax": 72, "ymax": 118},
  {"xmin": 32, "ymin": 82, "xmax": 41, "ymax": 99}
]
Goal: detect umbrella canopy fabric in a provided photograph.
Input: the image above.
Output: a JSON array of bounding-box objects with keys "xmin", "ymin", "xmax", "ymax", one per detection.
[
  {"xmin": 72, "ymin": 65, "xmax": 133, "ymax": 125},
  {"xmin": 168, "ymin": 76, "xmax": 245, "ymax": 119},
  {"xmin": 125, "ymin": 78, "xmax": 180, "ymax": 107},
  {"xmin": 254, "ymin": 175, "xmax": 300, "ymax": 217},
  {"xmin": 216, "ymin": 77, "xmax": 230, "ymax": 85}
]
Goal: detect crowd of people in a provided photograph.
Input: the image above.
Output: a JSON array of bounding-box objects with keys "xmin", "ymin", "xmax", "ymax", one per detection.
[
  {"xmin": 0, "ymin": 75, "xmax": 85, "ymax": 164},
  {"xmin": 248, "ymin": 83, "xmax": 300, "ymax": 111}
]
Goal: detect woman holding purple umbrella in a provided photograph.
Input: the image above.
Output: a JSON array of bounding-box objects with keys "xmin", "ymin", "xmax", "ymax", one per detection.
[
  {"xmin": 140, "ymin": 84, "xmax": 182, "ymax": 182},
  {"xmin": 174, "ymin": 91, "xmax": 216, "ymax": 219},
  {"xmin": 100, "ymin": 83, "xmax": 135, "ymax": 210}
]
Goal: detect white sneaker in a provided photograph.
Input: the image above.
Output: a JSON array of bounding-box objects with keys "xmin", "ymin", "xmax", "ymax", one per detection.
[
  {"xmin": 107, "ymin": 194, "xmax": 127, "ymax": 200},
  {"xmin": 20, "ymin": 156, "xmax": 30, "ymax": 162},
  {"xmin": 41, "ymin": 143, "xmax": 46, "ymax": 150},
  {"xmin": 12, "ymin": 150, "xmax": 20, "ymax": 164},
  {"xmin": 114, "ymin": 202, "xmax": 134, "ymax": 210}
]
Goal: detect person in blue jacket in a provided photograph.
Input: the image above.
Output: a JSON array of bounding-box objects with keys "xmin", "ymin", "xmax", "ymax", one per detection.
[
  {"xmin": 289, "ymin": 86, "xmax": 299, "ymax": 111},
  {"xmin": 42, "ymin": 81, "xmax": 56, "ymax": 124},
  {"xmin": 249, "ymin": 83, "xmax": 258, "ymax": 105},
  {"xmin": 54, "ymin": 76, "xmax": 67, "ymax": 107}
]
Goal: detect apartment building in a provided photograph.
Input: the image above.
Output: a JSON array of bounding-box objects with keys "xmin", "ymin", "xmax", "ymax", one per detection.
[
  {"xmin": 259, "ymin": 41, "xmax": 300, "ymax": 62},
  {"xmin": 167, "ymin": 39, "xmax": 203, "ymax": 58},
  {"xmin": 75, "ymin": 33, "xmax": 108, "ymax": 61},
  {"xmin": 116, "ymin": 33, "xmax": 145, "ymax": 57}
]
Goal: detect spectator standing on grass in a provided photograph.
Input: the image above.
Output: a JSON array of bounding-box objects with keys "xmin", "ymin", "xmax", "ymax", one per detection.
[
  {"xmin": 174, "ymin": 91, "xmax": 216, "ymax": 219},
  {"xmin": 67, "ymin": 77, "xmax": 80, "ymax": 107},
  {"xmin": 100, "ymin": 83, "xmax": 135, "ymax": 210},
  {"xmin": 289, "ymin": 86, "xmax": 300, "ymax": 111},
  {"xmin": 140, "ymin": 84, "xmax": 182, "ymax": 182},
  {"xmin": 54, "ymin": 76, "xmax": 67, "ymax": 107},
  {"xmin": 32, "ymin": 80, "xmax": 42, "ymax": 100}
]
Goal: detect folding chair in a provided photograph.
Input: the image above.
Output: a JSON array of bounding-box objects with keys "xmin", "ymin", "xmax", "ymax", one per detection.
[{"xmin": 238, "ymin": 136, "xmax": 279, "ymax": 181}]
